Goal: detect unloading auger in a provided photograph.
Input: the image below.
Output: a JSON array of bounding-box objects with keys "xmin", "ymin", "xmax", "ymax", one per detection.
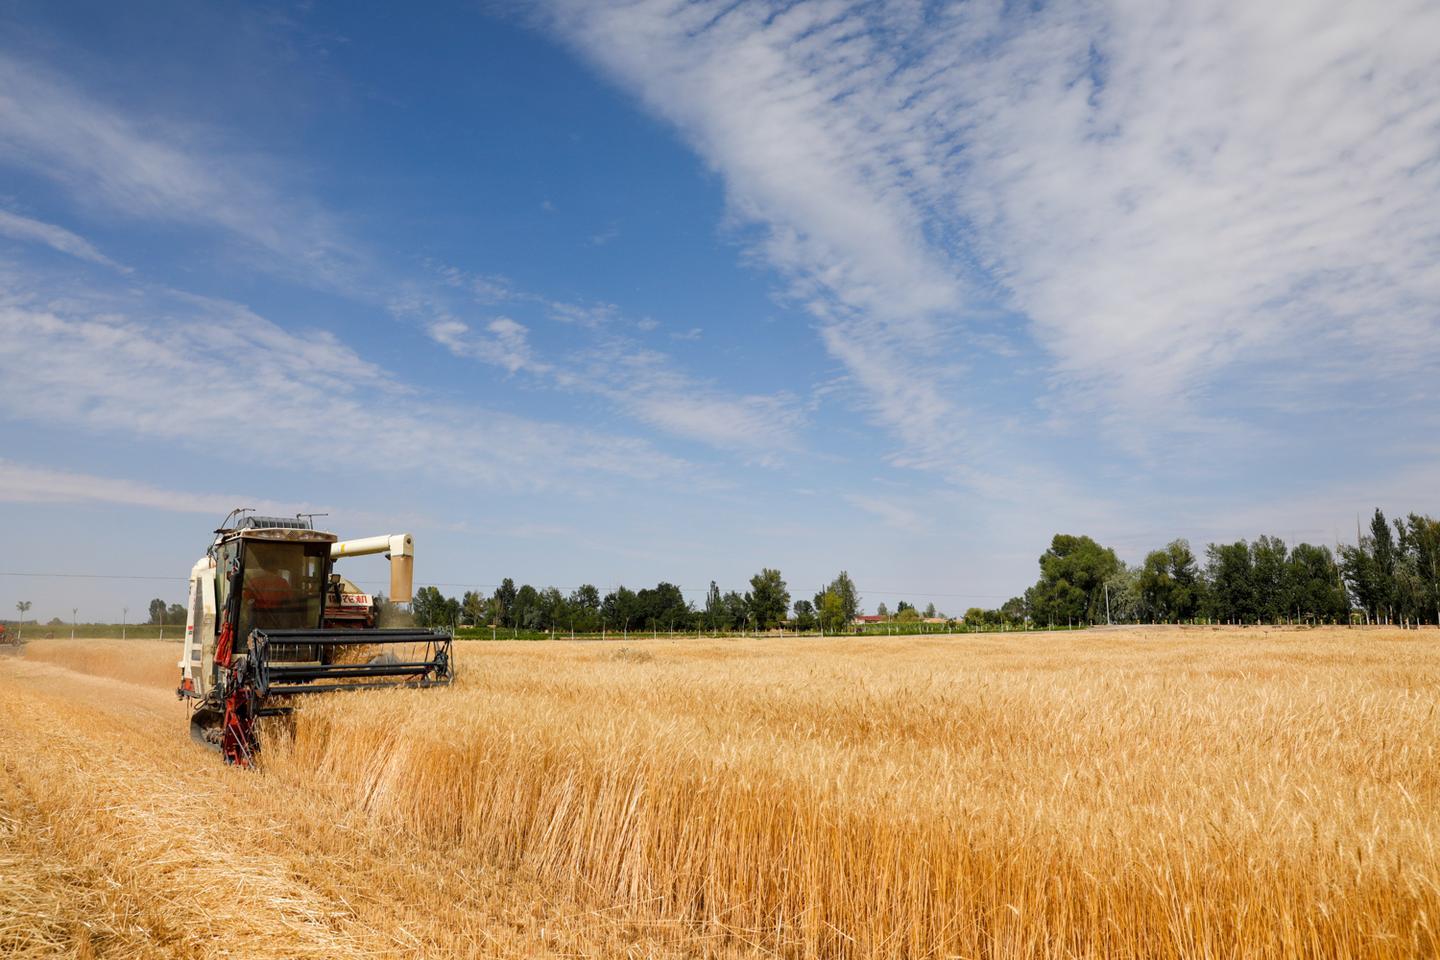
[{"xmin": 177, "ymin": 512, "xmax": 452, "ymax": 766}]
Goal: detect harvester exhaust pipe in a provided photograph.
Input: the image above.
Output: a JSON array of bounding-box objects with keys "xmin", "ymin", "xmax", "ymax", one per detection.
[{"xmin": 331, "ymin": 533, "xmax": 415, "ymax": 603}]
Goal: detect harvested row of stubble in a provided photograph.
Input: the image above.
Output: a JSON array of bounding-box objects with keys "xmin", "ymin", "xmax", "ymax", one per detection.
[
  {"xmin": 274, "ymin": 629, "xmax": 1440, "ymax": 959},
  {"xmin": 0, "ymin": 765, "xmax": 85, "ymax": 959},
  {"xmin": 0, "ymin": 651, "xmax": 773, "ymax": 959},
  {"xmin": 0, "ymin": 674, "xmax": 380, "ymax": 959},
  {"xmin": 19, "ymin": 637, "xmax": 181, "ymax": 690}
]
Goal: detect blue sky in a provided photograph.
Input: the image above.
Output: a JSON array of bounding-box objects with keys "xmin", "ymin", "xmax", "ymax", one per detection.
[{"xmin": 2, "ymin": 0, "xmax": 1437, "ymax": 621}]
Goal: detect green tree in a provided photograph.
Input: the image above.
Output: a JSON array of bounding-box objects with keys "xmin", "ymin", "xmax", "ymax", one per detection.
[
  {"xmin": 482, "ymin": 594, "xmax": 503, "ymax": 627},
  {"xmin": 1137, "ymin": 550, "xmax": 1172, "ymax": 621},
  {"xmin": 461, "ymin": 590, "xmax": 487, "ymax": 626},
  {"xmin": 513, "ymin": 584, "xmax": 541, "ymax": 630},
  {"xmin": 1249, "ymin": 536, "xmax": 1288, "ymax": 623},
  {"xmin": 567, "ymin": 584, "xmax": 601, "ymax": 632},
  {"xmin": 876, "ymin": 602, "xmax": 890, "ymax": 619},
  {"xmin": 1167, "ymin": 540, "xmax": 1204, "ymax": 618},
  {"xmin": 818, "ymin": 591, "xmax": 847, "ymax": 633},
  {"xmin": 962, "ymin": 607, "xmax": 985, "ymax": 625},
  {"xmin": 571, "ymin": 584, "xmax": 600, "ymax": 611},
  {"xmin": 746, "ymin": 568, "xmax": 790, "ymax": 630},
  {"xmin": 922, "ymin": 602, "xmax": 937, "ymax": 619},
  {"xmin": 814, "ymin": 571, "xmax": 859, "ymax": 624},
  {"xmin": 413, "ymin": 586, "xmax": 458, "ymax": 629},
  {"xmin": 1396, "ymin": 514, "xmax": 1440, "ymax": 624},
  {"xmin": 1342, "ymin": 509, "xmax": 1400, "ymax": 624},
  {"xmin": 148, "ymin": 598, "xmax": 167, "ymax": 625},
  {"xmin": 538, "ymin": 586, "xmax": 566, "ymax": 632},
  {"xmin": 1138, "ymin": 539, "xmax": 1203, "ymax": 622},
  {"xmin": 166, "ymin": 602, "xmax": 185, "ymax": 625},
  {"xmin": 1104, "ymin": 564, "xmax": 1141, "ymax": 623},
  {"xmin": 722, "ymin": 591, "xmax": 749, "ymax": 631},
  {"xmin": 1205, "ymin": 541, "xmax": 1256, "ymax": 623},
  {"xmin": 704, "ymin": 581, "xmax": 723, "ymax": 632},
  {"xmin": 602, "ymin": 586, "xmax": 640, "ymax": 634},
  {"xmin": 492, "ymin": 578, "xmax": 518, "ymax": 628},
  {"xmin": 636, "ymin": 582, "xmax": 690, "ymax": 631},
  {"xmin": 1025, "ymin": 579, "xmax": 1084, "ymax": 626},
  {"xmin": 792, "ymin": 599, "xmax": 817, "ymax": 630},
  {"xmin": 13, "ymin": 600, "xmax": 30, "ymax": 639},
  {"xmin": 895, "ymin": 606, "xmax": 921, "ymax": 623},
  {"xmin": 1284, "ymin": 543, "xmax": 1349, "ymax": 623},
  {"xmin": 1026, "ymin": 534, "xmax": 1121, "ymax": 625},
  {"xmin": 1000, "ymin": 596, "xmax": 1028, "ymax": 627},
  {"xmin": 1370, "ymin": 509, "xmax": 1399, "ymax": 623}
]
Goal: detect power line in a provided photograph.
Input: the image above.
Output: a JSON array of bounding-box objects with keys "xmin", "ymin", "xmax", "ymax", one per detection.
[
  {"xmin": 335, "ymin": 579, "xmax": 1016, "ymax": 601},
  {"xmin": 0, "ymin": 571, "xmax": 186, "ymax": 581},
  {"xmin": 2, "ymin": 571, "xmax": 1015, "ymax": 601}
]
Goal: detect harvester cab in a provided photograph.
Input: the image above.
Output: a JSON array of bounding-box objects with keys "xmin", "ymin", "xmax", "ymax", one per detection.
[{"xmin": 178, "ymin": 514, "xmax": 452, "ymax": 766}]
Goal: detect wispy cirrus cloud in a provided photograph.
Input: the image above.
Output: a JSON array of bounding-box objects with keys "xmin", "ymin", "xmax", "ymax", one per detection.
[
  {"xmin": 0, "ymin": 208, "xmax": 127, "ymax": 271},
  {"xmin": 0, "ymin": 459, "xmax": 308, "ymax": 517},
  {"xmin": 0, "ymin": 48, "xmax": 799, "ymax": 471},
  {"xmin": 0, "ymin": 53, "xmax": 362, "ymax": 287},
  {"xmin": 405, "ymin": 268, "xmax": 809, "ymax": 460},
  {"xmin": 0, "ymin": 276, "xmax": 691, "ymax": 494},
  {"xmin": 426, "ymin": 315, "xmax": 550, "ymax": 375},
  {"xmin": 842, "ymin": 493, "xmax": 926, "ymax": 535},
  {"xmin": 535, "ymin": 0, "xmax": 1440, "ymax": 465},
  {"xmin": 572, "ymin": 337, "xmax": 807, "ymax": 461}
]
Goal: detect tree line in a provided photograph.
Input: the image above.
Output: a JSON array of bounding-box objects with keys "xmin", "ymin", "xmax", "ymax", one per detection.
[
  {"xmin": 409, "ymin": 507, "xmax": 1438, "ymax": 634},
  {"xmin": 147, "ymin": 598, "xmax": 186, "ymax": 625},
  {"xmin": 412, "ymin": 571, "xmax": 864, "ymax": 634},
  {"xmin": 982, "ymin": 508, "xmax": 1439, "ymax": 628}
]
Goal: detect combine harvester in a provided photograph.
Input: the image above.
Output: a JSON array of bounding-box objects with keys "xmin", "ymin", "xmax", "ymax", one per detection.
[{"xmin": 178, "ymin": 511, "xmax": 453, "ymax": 766}]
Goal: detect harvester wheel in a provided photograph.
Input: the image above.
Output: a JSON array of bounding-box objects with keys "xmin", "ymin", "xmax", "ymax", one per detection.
[{"xmin": 189, "ymin": 704, "xmax": 224, "ymax": 751}]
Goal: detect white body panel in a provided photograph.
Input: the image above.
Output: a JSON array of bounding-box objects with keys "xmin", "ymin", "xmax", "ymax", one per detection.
[{"xmin": 180, "ymin": 557, "xmax": 217, "ymax": 696}]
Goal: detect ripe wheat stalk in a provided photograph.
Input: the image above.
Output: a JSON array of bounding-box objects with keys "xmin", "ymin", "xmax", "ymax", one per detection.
[{"xmin": 259, "ymin": 628, "xmax": 1440, "ymax": 959}]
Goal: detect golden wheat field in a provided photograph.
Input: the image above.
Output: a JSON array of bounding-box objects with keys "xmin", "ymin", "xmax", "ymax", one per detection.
[{"xmin": 2, "ymin": 627, "xmax": 1437, "ymax": 959}]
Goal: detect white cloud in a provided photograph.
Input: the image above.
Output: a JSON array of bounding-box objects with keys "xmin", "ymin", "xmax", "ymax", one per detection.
[
  {"xmin": 0, "ymin": 53, "xmax": 362, "ymax": 287},
  {"xmin": 536, "ymin": 0, "xmax": 1440, "ymax": 464},
  {"xmin": 546, "ymin": 299, "xmax": 620, "ymax": 328},
  {"xmin": 842, "ymin": 493, "xmax": 926, "ymax": 534},
  {"xmin": 561, "ymin": 336, "xmax": 807, "ymax": 459},
  {"xmin": 425, "ymin": 313, "xmax": 549, "ymax": 375},
  {"xmin": 0, "ymin": 209, "xmax": 127, "ymax": 271},
  {"xmin": 0, "ymin": 279, "xmax": 691, "ymax": 494},
  {"xmin": 0, "ymin": 52, "xmax": 802, "ymax": 472},
  {"xmin": 0, "ymin": 459, "xmax": 306, "ymax": 517},
  {"xmin": 404, "ymin": 267, "xmax": 807, "ymax": 458}
]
